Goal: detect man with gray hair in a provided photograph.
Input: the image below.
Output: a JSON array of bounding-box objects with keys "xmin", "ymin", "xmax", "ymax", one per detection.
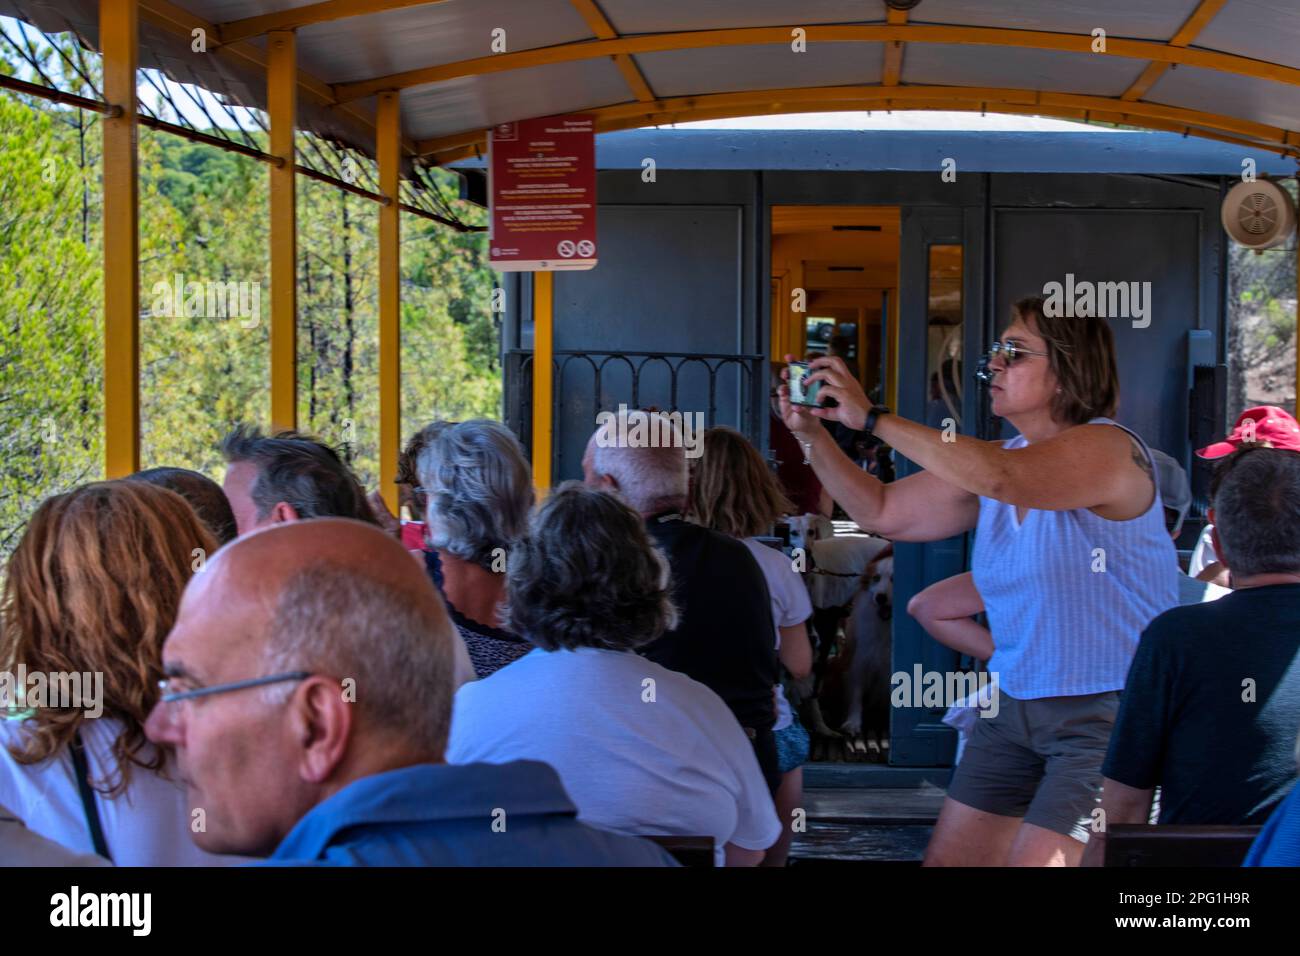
[
  {"xmin": 220, "ymin": 425, "xmax": 377, "ymax": 537},
  {"xmin": 1083, "ymin": 447, "xmax": 1300, "ymax": 863},
  {"xmin": 584, "ymin": 409, "xmax": 782, "ymax": 793},
  {"xmin": 143, "ymin": 518, "xmax": 674, "ymax": 866}
]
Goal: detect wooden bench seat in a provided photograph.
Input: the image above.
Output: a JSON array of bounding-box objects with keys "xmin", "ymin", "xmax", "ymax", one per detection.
[{"xmin": 1105, "ymin": 824, "xmax": 1261, "ymax": 867}]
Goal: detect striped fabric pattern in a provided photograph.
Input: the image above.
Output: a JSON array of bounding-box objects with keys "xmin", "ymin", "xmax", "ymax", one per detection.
[{"xmin": 971, "ymin": 418, "xmax": 1179, "ymax": 699}]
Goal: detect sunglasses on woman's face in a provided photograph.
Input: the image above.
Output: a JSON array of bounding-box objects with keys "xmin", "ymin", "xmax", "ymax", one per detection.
[{"xmin": 975, "ymin": 339, "xmax": 1050, "ymax": 383}]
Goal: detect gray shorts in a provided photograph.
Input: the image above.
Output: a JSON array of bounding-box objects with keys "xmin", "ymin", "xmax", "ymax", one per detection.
[{"xmin": 946, "ymin": 689, "xmax": 1120, "ymax": 843}]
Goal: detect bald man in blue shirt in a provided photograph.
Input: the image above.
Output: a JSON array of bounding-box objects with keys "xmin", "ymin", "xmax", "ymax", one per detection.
[{"xmin": 144, "ymin": 518, "xmax": 674, "ymax": 867}]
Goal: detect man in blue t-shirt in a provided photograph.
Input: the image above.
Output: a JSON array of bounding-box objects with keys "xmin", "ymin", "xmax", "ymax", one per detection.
[{"xmin": 1083, "ymin": 447, "xmax": 1300, "ymax": 865}]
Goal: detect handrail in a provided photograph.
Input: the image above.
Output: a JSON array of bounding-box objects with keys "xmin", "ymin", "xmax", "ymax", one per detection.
[{"xmin": 504, "ymin": 349, "xmax": 766, "ymax": 480}]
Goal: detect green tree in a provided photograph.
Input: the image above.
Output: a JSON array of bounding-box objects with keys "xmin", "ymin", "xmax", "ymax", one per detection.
[
  {"xmin": 0, "ymin": 87, "xmax": 103, "ymax": 555},
  {"xmin": 3, "ymin": 60, "xmax": 499, "ymax": 561},
  {"xmin": 1226, "ymin": 181, "xmax": 1298, "ymax": 420}
]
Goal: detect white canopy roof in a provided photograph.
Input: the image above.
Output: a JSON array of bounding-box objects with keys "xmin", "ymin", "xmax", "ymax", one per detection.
[{"xmin": 4, "ymin": 0, "xmax": 1297, "ymax": 168}]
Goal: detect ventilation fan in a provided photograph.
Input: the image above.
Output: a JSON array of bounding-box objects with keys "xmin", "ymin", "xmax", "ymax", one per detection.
[{"xmin": 1220, "ymin": 178, "xmax": 1297, "ymax": 250}]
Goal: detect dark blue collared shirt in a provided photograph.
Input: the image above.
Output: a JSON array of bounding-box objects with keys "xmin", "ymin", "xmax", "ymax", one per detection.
[
  {"xmin": 1245, "ymin": 781, "xmax": 1300, "ymax": 866},
  {"xmin": 262, "ymin": 760, "xmax": 678, "ymax": 867}
]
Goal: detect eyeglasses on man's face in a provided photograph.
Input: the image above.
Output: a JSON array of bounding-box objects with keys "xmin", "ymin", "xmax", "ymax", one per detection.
[
  {"xmin": 157, "ymin": 670, "xmax": 312, "ymax": 704},
  {"xmin": 975, "ymin": 339, "xmax": 1050, "ymax": 384}
]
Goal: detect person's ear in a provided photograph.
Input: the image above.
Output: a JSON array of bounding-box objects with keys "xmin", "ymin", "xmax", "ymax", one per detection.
[
  {"xmin": 270, "ymin": 501, "xmax": 300, "ymax": 524},
  {"xmin": 289, "ymin": 677, "xmax": 353, "ymax": 786},
  {"xmin": 596, "ymin": 473, "xmax": 619, "ymax": 493}
]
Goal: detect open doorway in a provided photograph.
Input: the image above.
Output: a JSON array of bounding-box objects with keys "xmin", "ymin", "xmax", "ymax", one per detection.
[
  {"xmin": 770, "ymin": 206, "xmax": 901, "ymax": 407},
  {"xmin": 769, "ymin": 206, "xmax": 903, "ymax": 767}
]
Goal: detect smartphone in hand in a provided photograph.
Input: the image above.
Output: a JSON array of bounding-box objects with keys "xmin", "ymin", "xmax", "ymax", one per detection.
[{"xmin": 787, "ymin": 361, "xmax": 824, "ymax": 407}]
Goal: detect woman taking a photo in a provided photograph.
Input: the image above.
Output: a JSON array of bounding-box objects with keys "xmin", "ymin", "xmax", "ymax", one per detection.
[{"xmin": 781, "ymin": 296, "xmax": 1177, "ymax": 866}]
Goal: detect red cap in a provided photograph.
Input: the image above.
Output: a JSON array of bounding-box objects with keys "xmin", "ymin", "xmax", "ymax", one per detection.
[{"xmin": 1195, "ymin": 406, "xmax": 1300, "ymax": 459}]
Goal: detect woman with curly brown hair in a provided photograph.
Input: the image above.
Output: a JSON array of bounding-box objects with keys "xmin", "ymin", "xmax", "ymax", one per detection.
[{"xmin": 0, "ymin": 480, "xmax": 238, "ymax": 865}]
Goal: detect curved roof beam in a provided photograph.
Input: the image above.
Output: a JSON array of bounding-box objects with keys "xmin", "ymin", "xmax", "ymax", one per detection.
[
  {"xmin": 218, "ymin": 0, "xmax": 652, "ymax": 105},
  {"xmin": 416, "ymin": 86, "xmax": 1300, "ymax": 164},
  {"xmin": 569, "ymin": 0, "xmax": 655, "ymax": 101},
  {"xmin": 1121, "ymin": 0, "xmax": 1226, "ymax": 102},
  {"xmin": 139, "ymin": 0, "xmax": 418, "ymax": 155},
  {"xmin": 218, "ymin": 0, "xmax": 451, "ymax": 46},
  {"xmin": 428, "ymin": 104, "xmax": 1291, "ymax": 166},
  {"xmin": 335, "ymin": 23, "xmax": 1300, "ymax": 103},
  {"xmin": 881, "ymin": 6, "xmax": 907, "ymax": 87}
]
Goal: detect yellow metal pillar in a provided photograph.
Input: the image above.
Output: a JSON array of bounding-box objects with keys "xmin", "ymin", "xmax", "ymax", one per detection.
[
  {"xmin": 101, "ymin": 0, "xmax": 139, "ymax": 477},
  {"xmin": 532, "ymin": 271, "xmax": 554, "ymax": 493},
  {"xmin": 268, "ymin": 31, "xmax": 297, "ymax": 432},
  {"xmin": 377, "ymin": 91, "xmax": 401, "ymax": 514}
]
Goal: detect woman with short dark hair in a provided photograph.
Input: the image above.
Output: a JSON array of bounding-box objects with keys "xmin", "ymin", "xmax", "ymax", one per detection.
[
  {"xmin": 781, "ymin": 296, "xmax": 1177, "ymax": 866},
  {"xmin": 447, "ymin": 482, "xmax": 780, "ymax": 866},
  {"xmin": 369, "ymin": 423, "xmax": 443, "ymax": 551},
  {"xmin": 128, "ymin": 466, "xmax": 238, "ymax": 546}
]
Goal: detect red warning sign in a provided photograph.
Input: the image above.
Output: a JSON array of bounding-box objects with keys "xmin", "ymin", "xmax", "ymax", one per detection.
[{"xmin": 488, "ymin": 114, "xmax": 597, "ymax": 272}]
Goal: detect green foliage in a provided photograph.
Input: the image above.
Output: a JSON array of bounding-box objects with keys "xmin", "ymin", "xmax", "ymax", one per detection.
[
  {"xmin": 1, "ymin": 86, "xmax": 500, "ymax": 560},
  {"xmin": 0, "ymin": 90, "xmax": 103, "ymax": 556},
  {"xmin": 1225, "ymin": 179, "xmax": 1298, "ymax": 418}
]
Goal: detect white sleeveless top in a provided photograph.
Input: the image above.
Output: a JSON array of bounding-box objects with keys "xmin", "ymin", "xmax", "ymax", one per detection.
[
  {"xmin": 970, "ymin": 418, "xmax": 1178, "ymax": 699},
  {"xmin": 0, "ymin": 717, "xmax": 244, "ymax": 866}
]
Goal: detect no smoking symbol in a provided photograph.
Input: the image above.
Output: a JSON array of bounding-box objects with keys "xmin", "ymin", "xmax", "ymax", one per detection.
[
  {"xmin": 557, "ymin": 240, "xmax": 576, "ymax": 257},
  {"xmin": 577, "ymin": 239, "xmax": 595, "ymax": 257}
]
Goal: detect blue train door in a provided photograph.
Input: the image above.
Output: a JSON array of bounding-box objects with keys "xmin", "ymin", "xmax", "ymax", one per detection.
[{"xmin": 890, "ymin": 207, "xmax": 985, "ymax": 765}]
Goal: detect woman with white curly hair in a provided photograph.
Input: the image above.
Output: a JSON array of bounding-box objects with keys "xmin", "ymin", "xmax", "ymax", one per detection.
[{"xmin": 416, "ymin": 419, "xmax": 536, "ymax": 678}]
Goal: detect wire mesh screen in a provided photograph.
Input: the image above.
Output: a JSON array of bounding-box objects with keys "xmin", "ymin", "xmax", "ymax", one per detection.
[{"xmin": 0, "ymin": 15, "xmax": 484, "ymax": 232}]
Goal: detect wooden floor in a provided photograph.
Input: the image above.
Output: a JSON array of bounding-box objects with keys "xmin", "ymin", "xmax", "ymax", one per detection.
[{"xmin": 789, "ymin": 783, "xmax": 946, "ymax": 864}]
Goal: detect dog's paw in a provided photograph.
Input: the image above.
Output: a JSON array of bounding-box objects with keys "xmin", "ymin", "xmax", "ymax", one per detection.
[{"xmin": 811, "ymin": 717, "xmax": 843, "ymax": 738}]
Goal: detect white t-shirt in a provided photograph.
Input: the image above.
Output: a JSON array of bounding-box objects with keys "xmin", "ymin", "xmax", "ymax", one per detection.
[
  {"xmin": 1178, "ymin": 572, "xmax": 1231, "ymax": 604},
  {"xmin": 0, "ymin": 717, "xmax": 241, "ymax": 866},
  {"xmin": 742, "ymin": 538, "xmax": 813, "ymax": 732},
  {"xmin": 1189, "ymin": 524, "xmax": 1216, "ymax": 576},
  {"xmin": 447, "ymin": 647, "xmax": 780, "ymax": 866}
]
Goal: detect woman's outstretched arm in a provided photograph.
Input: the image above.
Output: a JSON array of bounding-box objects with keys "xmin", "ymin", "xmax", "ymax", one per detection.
[
  {"xmin": 789, "ymin": 355, "xmax": 1154, "ymax": 518},
  {"xmin": 790, "ymin": 423, "xmax": 979, "ymax": 541},
  {"xmin": 779, "ymin": 360, "xmax": 976, "ymax": 541}
]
